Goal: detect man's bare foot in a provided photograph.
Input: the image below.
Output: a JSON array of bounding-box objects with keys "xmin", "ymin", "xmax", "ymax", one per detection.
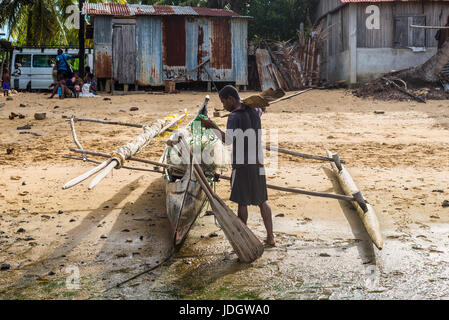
[{"xmin": 266, "ymin": 236, "xmax": 275, "ymax": 247}]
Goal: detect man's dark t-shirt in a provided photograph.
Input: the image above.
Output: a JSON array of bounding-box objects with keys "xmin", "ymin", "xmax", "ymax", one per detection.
[
  {"xmin": 226, "ymin": 105, "xmax": 263, "ymax": 168},
  {"xmin": 225, "ymin": 105, "xmax": 268, "ymax": 206}
]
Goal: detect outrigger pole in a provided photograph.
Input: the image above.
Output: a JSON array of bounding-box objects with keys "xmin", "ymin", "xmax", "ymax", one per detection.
[{"xmin": 62, "ymin": 113, "xmax": 186, "ymax": 190}]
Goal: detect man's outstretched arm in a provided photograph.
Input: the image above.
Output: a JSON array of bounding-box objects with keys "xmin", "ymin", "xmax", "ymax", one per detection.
[{"xmin": 199, "ymin": 118, "xmax": 227, "ymax": 144}]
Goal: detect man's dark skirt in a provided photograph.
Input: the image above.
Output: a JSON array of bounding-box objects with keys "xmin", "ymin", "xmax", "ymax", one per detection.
[{"xmin": 230, "ymin": 165, "xmax": 268, "ymax": 206}]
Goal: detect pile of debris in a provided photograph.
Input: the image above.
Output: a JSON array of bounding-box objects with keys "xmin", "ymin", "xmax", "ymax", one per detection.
[
  {"xmin": 354, "ymin": 76, "xmax": 449, "ymax": 102},
  {"xmin": 254, "ymin": 22, "xmax": 329, "ymax": 92}
]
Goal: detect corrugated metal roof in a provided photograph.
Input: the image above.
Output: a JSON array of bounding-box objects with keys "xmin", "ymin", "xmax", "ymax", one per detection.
[
  {"xmin": 83, "ymin": 3, "xmax": 250, "ymax": 18},
  {"xmin": 341, "ymin": 0, "xmax": 449, "ymax": 2},
  {"xmin": 193, "ymin": 7, "xmax": 240, "ymax": 17}
]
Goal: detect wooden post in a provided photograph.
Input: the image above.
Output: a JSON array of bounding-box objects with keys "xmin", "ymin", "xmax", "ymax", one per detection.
[
  {"xmin": 348, "ymin": 4, "xmax": 357, "ymax": 85},
  {"xmin": 0, "ymin": 48, "xmax": 4, "ymax": 86},
  {"xmin": 207, "ymin": 81, "xmax": 211, "ymax": 92},
  {"xmin": 332, "ymin": 153, "xmax": 343, "ymax": 171},
  {"xmin": 352, "ymin": 191, "xmax": 368, "ymax": 213},
  {"xmin": 79, "ymin": 0, "xmax": 85, "ymax": 77}
]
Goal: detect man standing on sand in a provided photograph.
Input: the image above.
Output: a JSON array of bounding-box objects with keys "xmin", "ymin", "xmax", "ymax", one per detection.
[
  {"xmin": 200, "ymin": 85, "xmax": 275, "ymax": 246},
  {"xmin": 56, "ymin": 48, "xmax": 79, "ymax": 80}
]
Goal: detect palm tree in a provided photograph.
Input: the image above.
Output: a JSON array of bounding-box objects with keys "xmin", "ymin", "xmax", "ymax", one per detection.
[{"xmin": 0, "ymin": 0, "xmax": 123, "ymax": 46}]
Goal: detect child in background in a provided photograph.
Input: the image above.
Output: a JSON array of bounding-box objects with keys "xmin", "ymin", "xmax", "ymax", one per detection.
[
  {"xmin": 86, "ymin": 74, "xmax": 97, "ymax": 95},
  {"xmin": 73, "ymin": 72, "xmax": 83, "ymax": 98},
  {"xmin": 49, "ymin": 74, "xmax": 68, "ymax": 99},
  {"xmin": 2, "ymin": 68, "xmax": 10, "ymax": 97}
]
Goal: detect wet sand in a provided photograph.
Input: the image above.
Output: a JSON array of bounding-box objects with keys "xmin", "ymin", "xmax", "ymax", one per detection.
[{"xmin": 0, "ymin": 90, "xmax": 448, "ymax": 299}]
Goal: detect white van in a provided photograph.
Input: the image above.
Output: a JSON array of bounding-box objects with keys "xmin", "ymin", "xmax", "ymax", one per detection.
[{"xmin": 10, "ymin": 48, "xmax": 93, "ymax": 90}]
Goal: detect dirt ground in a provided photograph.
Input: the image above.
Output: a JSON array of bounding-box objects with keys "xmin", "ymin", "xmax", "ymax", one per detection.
[{"xmin": 0, "ymin": 89, "xmax": 448, "ymax": 300}]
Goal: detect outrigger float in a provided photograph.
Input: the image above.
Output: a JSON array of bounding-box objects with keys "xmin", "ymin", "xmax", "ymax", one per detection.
[{"xmin": 62, "ymin": 92, "xmax": 383, "ymax": 269}]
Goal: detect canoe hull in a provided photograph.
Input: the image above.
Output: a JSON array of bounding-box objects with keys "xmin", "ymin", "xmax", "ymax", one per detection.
[{"xmin": 165, "ymin": 166, "xmax": 207, "ymax": 248}]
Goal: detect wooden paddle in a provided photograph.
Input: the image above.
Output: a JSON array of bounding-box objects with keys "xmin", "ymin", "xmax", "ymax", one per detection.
[{"xmin": 179, "ymin": 138, "xmax": 264, "ymax": 263}]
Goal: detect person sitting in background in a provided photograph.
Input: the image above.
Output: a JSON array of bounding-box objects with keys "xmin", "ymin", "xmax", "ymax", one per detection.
[
  {"xmin": 65, "ymin": 76, "xmax": 75, "ymax": 97},
  {"xmin": 73, "ymin": 72, "xmax": 83, "ymax": 98},
  {"xmin": 49, "ymin": 74, "xmax": 69, "ymax": 99},
  {"xmin": 13, "ymin": 63, "xmax": 21, "ymax": 76},
  {"xmin": 2, "ymin": 67, "xmax": 10, "ymax": 97},
  {"xmin": 86, "ymin": 74, "xmax": 97, "ymax": 94},
  {"xmin": 83, "ymin": 66, "xmax": 94, "ymax": 82}
]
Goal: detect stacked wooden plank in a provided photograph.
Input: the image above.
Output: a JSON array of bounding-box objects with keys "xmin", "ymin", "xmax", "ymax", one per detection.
[{"xmin": 255, "ymin": 22, "xmax": 330, "ymax": 91}]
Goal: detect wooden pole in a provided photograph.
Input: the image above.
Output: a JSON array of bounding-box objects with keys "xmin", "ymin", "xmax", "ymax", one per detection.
[
  {"xmin": 67, "ymin": 148, "xmax": 356, "ymax": 203},
  {"xmin": 268, "ymin": 88, "xmax": 313, "ymax": 105},
  {"xmin": 69, "ymin": 148, "xmax": 184, "ymax": 171},
  {"xmin": 71, "ymin": 117, "xmax": 144, "ymax": 128},
  {"xmin": 79, "ymin": 0, "xmax": 85, "ymax": 77},
  {"xmin": 265, "ymin": 145, "xmax": 345, "ymax": 164},
  {"xmin": 63, "ymin": 156, "xmax": 164, "ymax": 174},
  {"xmin": 64, "ymin": 115, "xmax": 184, "ymax": 190},
  {"xmin": 410, "ymin": 25, "xmax": 449, "ymax": 29},
  {"xmin": 62, "ymin": 159, "xmax": 112, "ymax": 190},
  {"xmin": 220, "ymin": 89, "xmax": 314, "ymax": 118},
  {"xmin": 88, "ymin": 161, "xmax": 117, "ymax": 190}
]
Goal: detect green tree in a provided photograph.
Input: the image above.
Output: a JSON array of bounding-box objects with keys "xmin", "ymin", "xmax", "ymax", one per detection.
[
  {"xmin": 0, "ymin": 0, "xmax": 317, "ymax": 46},
  {"xmin": 0, "ymin": 0, "xmax": 123, "ymax": 46},
  {"xmin": 127, "ymin": 0, "xmax": 317, "ymax": 41},
  {"xmin": 244, "ymin": 0, "xmax": 317, "ymax": 41}
]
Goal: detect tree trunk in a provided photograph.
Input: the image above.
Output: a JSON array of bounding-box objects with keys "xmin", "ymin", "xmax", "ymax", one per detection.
[
  {"xmin": 25, "ymin": 8, "xmax": 33, "ymax": 46},
  {"xmin": 393, "ymin": 38, "xmax": 449, "ymax": 85}
]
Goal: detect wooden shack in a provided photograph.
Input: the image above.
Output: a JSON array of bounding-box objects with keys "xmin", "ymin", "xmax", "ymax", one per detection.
[
  {"xmin": 82, "ymin": 3, "xmax": 251, "ymax": 91},
  {"xmin": 316, "ymin": 0, "xmax": 449, "ymax": 84}
]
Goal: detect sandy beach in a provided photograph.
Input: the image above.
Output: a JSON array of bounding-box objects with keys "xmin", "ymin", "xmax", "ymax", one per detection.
[{"xmin": 0, "ymin": 89, "xmax": 448, "ymax": 299}]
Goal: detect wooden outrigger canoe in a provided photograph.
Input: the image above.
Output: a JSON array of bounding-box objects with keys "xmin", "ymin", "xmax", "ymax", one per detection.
[
  {"xmin": 162, "ymin": 101, "xmax": 210, "ymax": 249},
  {"xmin": 326, "ymin": 150, "xmax": 383, "ymax": 249}
]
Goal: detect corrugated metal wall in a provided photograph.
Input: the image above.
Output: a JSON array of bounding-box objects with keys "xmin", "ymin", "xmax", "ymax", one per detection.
[
  {"xmin": 93, "ymin": 16, "xmax": 113, "ymax": 79},
  {"xmin": 136, "ymin": 16, "xmax": 163, "ymax": 86},
  {"xmin": 93, "ymin": 15, "xmax": 248, "ymax": 86},
  {"xmin": 185, "ymin": 17, "xmax": 211, "ymax": 82},
  {"xmin": 232, "ymin": 19, "xmax": 248, "ymax": 85}
]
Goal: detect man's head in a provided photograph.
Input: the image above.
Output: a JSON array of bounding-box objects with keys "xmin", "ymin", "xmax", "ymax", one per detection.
[
  {"xmin": 219, "ymin": 85, "xmax": 241, "ymax": 112},
  {"xmin": 57, "ymin": 48, "xmax": 63, "ymax": 55}
]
